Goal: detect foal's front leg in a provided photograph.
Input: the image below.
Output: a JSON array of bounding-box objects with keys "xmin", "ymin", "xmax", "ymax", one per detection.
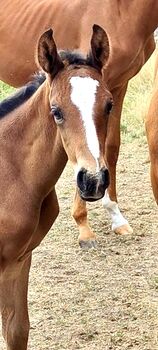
[
  {"xmin": 71, "ymin": 189, "xmax": 97, "ymax": 249},
  {"xmin": 72, "ymin": 84, "xmax": 133, "ymax": 246},
  {"xmin": 0, "ymin": 256, "xmax": 31, "ymax": 350},
  {"xmin": 0, "ymin": 189, "xmax": 59, "ymax": 350},
  {"xmin": 27, "ymin": 189, "xmax": 59, "ymax": 251}
]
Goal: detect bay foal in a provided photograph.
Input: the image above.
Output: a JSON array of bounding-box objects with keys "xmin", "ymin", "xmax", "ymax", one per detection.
[
  {"xmin": 0, "ymin": 0, "xmax": 158, "ymax": 247},
  {"xmin": 0, "ymin": 26, "xmax": 112, "ymax": 350}
]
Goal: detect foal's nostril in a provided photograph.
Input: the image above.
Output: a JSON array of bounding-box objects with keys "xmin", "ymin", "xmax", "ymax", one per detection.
[
  {"xmin": 101, "ymin": 168, "xmax": 110, "ymax": 187},
  {"xmin": 77, "ymin": 168, "xmax": 87, "ymax": 191}
]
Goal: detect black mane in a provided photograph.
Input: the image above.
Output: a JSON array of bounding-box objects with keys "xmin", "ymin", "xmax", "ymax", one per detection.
[
  {"xmin": 59, "ymin": 50, "xmax": 87, "ymax": 66},
  {"xmin": 0, "ymin": 73, "xmax": 46, "ymax": 119},
  {"xmin": 59, "ymin": 50, "xmax": 94, "ymax": 68},
  {"xmin": 0, "ymin": 50, "xmax": 94, "ymax": 119}
]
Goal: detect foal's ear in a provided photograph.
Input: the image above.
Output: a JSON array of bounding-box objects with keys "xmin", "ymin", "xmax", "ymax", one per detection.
[
  {"xmin": 37, "ymin": 29, "xmax": 64, "ymax": 78},
  {"xmin": 89, "ymin": 24, "xmax": 110, "ymax": 71}
]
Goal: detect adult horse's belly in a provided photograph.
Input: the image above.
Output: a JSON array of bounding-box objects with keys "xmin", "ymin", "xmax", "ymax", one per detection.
[
  {"xmin": 0, "ymin": 48, "xmax": 37, "ymax": 87},
  {"xmin": 0, "ymin": 0, "xmax": 84, "ymax": 87},
  {"xmin": 0, "ymin": 0, "xmax": 156, "ymax": 87}
]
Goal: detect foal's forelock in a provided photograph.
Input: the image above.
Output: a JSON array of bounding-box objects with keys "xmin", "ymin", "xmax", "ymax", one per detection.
[{"xmin": 70, "ymin": 76, "xmax": 100, "ymax": 170}]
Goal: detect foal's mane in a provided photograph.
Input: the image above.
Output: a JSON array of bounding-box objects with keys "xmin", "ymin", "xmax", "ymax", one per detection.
[
  {"xmin": 0, "ymin": 51, "xmax": 94, "ymax": 119},
  {"xmin": 0, "ymin": 73, "xmax": 46, "ymax": 119}
]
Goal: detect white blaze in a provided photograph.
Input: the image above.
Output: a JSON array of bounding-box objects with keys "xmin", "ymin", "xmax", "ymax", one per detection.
[{"xmin": 70, "ymin": 76, "xmax": 100, "ymax": 165}]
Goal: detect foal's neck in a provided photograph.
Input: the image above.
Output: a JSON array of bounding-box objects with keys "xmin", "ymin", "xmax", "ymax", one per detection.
[
  {"xmin": 3, "ymin": 82, "xmax": 67, "ymax": 197},
  {"xmin": 25, "ymin": 83, "xmax": 67, "ymax": 195}
]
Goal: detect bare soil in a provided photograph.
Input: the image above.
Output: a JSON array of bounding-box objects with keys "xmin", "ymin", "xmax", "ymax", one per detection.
[{"xmin": 1, "ymin": 140, "xmax": 158, "ymax": 350}]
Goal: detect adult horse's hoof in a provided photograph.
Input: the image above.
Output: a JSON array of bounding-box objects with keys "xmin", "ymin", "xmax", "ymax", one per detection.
[
  {"xmin": 114, "ymin": 223, "xmax": 133, "ymax": 235},
  {"xmin": 79, "ymin": 239, "xmax": 98, "ymax": 250}
]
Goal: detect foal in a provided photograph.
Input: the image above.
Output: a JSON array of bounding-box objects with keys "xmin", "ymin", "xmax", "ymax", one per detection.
[{"xmin": 0, "ymin": 25, "xmax": 112, "ymax": 350}]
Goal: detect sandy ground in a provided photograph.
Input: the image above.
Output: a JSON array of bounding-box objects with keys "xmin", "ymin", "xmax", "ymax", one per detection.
[{"xmin": 0, "ymin": 139, "xmax": 158, "ymax": 350}]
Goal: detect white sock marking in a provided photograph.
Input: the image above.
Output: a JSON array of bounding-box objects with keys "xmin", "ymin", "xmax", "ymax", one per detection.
[
  {"xmin": 102, "ymin": 190, "xmax": 128, "ymax": 230},
  {"xmin": 70, "ymin": 76, "xmax": 100, "ymax": 166}
]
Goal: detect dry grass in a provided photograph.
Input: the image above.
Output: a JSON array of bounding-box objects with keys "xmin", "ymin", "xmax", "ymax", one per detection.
[{"xmin": 121, "ymin": 49, "xmax": 157, "ymax": 142}]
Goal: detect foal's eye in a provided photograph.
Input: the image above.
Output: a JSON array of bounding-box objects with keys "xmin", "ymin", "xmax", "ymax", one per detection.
[
  {"xmin": 51, "ymin": 106, "xmax": 64, "ymax": 124},
  {"xmin": 105, "ymin": 99, "xmax": 113, "ymax": 115}
]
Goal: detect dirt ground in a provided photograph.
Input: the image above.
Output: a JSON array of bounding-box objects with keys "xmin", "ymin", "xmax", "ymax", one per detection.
[{"xmin": 0, "ymin": 138, "xmax": 158, "ymax": 350}]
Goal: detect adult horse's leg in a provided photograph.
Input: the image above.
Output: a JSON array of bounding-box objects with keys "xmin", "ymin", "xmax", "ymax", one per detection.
[
  {"xmin": 146, "ymin": 89, "xmax": 158, "ymax": 204},
  {"xmin": 0, "ymin": 255, "xmax": 31, "ymax": 350},
  {"xmin": 72, "ymin": 83, "xmax": 132, "ymax": 247},
  {"xmin": 148, "ymin": 151, "xmax": 158, "ymax": 204},
  {"xmin": 102, "ymin": 83, "xmax": 133, "ymax": 234}
]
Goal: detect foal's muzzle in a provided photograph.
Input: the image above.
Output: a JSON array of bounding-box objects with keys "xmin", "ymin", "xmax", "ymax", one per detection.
[{"xmin": 77, "ymin": 167, "xmax": 109, "ymax": 202}]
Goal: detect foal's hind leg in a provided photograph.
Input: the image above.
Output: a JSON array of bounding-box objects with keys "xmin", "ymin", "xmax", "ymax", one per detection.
[{"xmin": 0, "ymin": 255, "xmax": 31, "ymax": 350}]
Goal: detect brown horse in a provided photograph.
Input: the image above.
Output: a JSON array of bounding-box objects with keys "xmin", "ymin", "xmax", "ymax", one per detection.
[
  {"xmin": 146, "ymin": 51, "xmax": 158, "ymax": 204},
  {"xmin": 1, "ymin": 0, "xmax": 158, "ymax": 248},
  {"xmin": 0, "ymin": 25, "xmax": 112, "ymax": 349}
]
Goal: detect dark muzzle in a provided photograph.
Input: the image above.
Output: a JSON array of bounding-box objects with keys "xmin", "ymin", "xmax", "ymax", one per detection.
[{"xmin": 77, "ymin": 167, "xmax": 109, "ymax": 202}]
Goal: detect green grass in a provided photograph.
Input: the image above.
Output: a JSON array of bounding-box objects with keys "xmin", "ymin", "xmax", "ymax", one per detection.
[{"xmin": 0, "ymin": 81, "xmax": 15, "ymax": 100}]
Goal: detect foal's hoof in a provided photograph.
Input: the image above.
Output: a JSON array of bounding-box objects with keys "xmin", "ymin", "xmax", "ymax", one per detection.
[
  {"xmin": 79, "ymin": 239, "xmax": 98, "ymax": 250},
  {"xmin": 114, "ymin": 223, "xmax": 133, "ymax": 235}
]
